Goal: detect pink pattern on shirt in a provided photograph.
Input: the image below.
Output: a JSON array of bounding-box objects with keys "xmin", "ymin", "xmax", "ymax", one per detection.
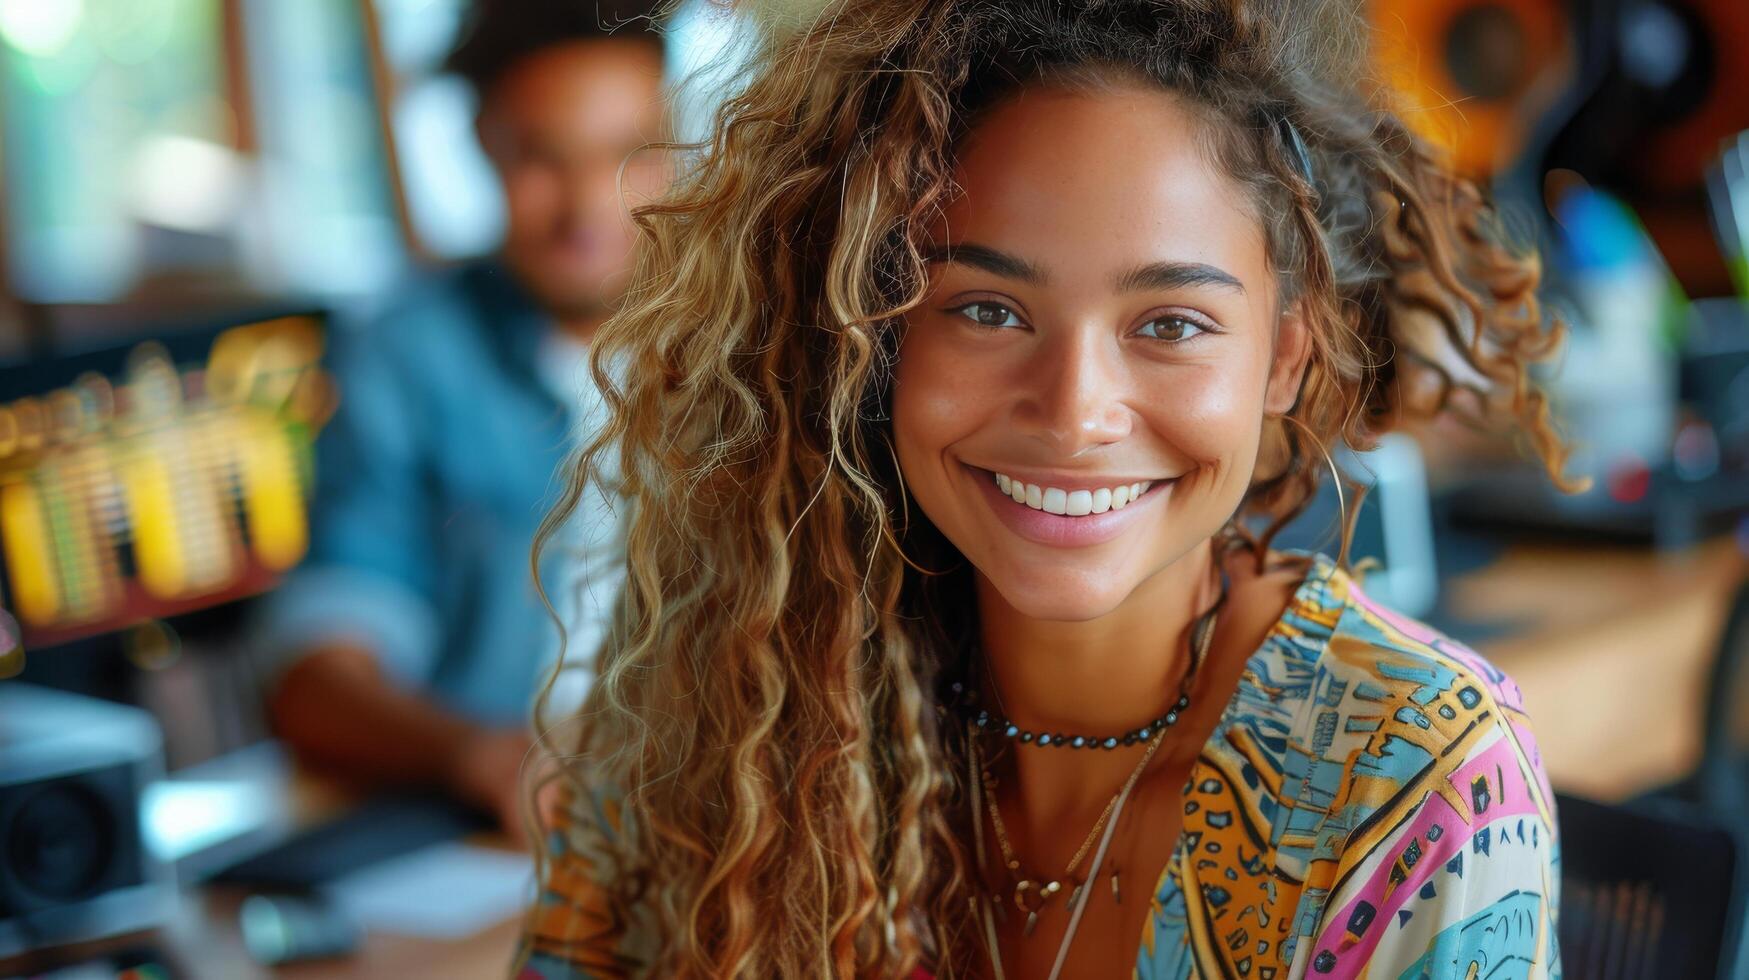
[{"xmin": 1307, "ymin": 732, "xmax": 1542, "ymax": 979}]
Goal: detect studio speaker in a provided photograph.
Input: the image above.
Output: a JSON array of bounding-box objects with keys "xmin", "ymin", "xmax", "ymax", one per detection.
[{"xmin": 0, "ymin": 683, "xmax": 173, "ymax": 959}]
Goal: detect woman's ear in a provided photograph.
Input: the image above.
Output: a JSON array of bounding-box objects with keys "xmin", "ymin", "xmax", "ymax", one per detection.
[{"xmin": 1264, "ymin": 301, "xmax": 1313, "ymax": 416}]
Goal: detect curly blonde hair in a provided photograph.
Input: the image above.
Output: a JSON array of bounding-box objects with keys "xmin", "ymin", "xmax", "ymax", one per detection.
[{"xmin": 522, "ymin": 0, "xmax": 1578, "ymax": 975}]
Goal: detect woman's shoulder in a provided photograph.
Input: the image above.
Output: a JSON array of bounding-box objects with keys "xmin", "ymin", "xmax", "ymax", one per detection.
[
  {"xmin": 1222, "ymin": 549, "xmax": 1556, "ymax": 843},
  {"xmin": 1252, "ymin": 549, "xmax": 1557, "ymax": 863},
  {"xmin": 1267, "ymin": 550, "xmax": 1542, "ymax": 748},
  {"xmin": 1220, "ymin": 550, "xmax": 1546, "ymax": 779},
  {"xmin": 1168, "ymin": 552, "xmax": 1561, "ymax": 978},
  {"xmin": 1249, "ymin": 553, "xmax": 1562, "ymax": 976},
  {"xmin": 1214, "ymin": 548, "xmax": 1557, "ymax": 846},
  {"xmin": 515, "ymin": 774, "xmax": 649, "ymax": 979}
]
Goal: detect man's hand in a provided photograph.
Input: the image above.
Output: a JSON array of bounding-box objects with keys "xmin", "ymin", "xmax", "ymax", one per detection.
[
  {"xmin": 448, "ymin": 727, "xmax": 538, "ymax": 847},
  {"xmin": 267, "ymin": 647, "xmax": 566, "ymax": 848}
]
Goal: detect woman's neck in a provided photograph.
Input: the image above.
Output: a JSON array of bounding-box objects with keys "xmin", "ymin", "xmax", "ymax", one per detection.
[
  {"xmin": 972, "ymin": 539, "xmax": 1221, "ymax": 830},
  {"xmin": 975, "ymin": 538, "xmax": 1218, "ymax": 734}
]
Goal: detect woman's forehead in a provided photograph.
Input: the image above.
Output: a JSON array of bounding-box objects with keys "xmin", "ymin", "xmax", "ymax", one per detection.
[{"xmin": 930, "ymin": 84, "xmax": 1271, "ymax": 290}]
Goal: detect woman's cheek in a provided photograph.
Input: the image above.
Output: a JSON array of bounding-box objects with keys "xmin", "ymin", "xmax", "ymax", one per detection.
[
  {"xmin": 891, "ymin": 327, "xmax": 959, "ymax": 485},
  {"xmin": 1139, "ymin": 361, "xmax": 1250, "ymax": 464},
  {"xmin": 895, "ymin": 325, "xmax": 993, "ymax": 442}
]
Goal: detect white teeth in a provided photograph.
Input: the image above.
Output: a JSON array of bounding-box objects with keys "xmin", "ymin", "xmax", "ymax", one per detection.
[
  {"xmin": 1042, "ymin": 487, "xmax": 1068, "ymax": 514},
  {"xmin": 990, "ymin": 472, "xmax": 1162, "ymax": 517}
]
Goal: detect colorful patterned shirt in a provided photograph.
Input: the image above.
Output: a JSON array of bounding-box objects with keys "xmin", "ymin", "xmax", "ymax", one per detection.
[{"xmin": 514, "ymin": 551, "xmax": 1562, "ymax": 978}]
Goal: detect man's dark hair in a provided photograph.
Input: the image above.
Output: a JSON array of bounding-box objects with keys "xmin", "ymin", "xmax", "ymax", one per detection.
[{"xmin": 445, "ymin": 0, "xmax": 668, "ymax": 97}]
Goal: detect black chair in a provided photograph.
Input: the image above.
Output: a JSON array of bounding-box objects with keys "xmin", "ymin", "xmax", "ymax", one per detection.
[{"xmin": 1557, "ymin": 791, "xmax": 1739, "ymax": 979}]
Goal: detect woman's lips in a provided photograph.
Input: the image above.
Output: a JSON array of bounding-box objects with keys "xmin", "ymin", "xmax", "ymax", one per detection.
[{"xmin": 966, "ymin": 464, "xmax": 1175, "ymax": 548}]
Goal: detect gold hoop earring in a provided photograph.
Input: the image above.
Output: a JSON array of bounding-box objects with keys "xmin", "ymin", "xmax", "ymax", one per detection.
[
  {"xmin": 1271, "ymin": 412, "xmax": 1354, "ymax": 568},
  {"xmin": 876, "ymin": 430, "xmax": 956, "ymax": 577}
]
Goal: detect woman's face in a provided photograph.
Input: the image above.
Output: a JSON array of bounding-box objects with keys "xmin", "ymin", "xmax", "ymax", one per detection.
[{"xmin": 892, "ymin": 83, "xmax": 1310, "ymax": 622}]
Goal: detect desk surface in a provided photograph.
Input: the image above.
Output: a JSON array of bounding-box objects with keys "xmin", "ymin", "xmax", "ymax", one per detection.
[
  {"xmin": 1448, "ymin": 535, "xmax": 1746, "ymax": 800},
  {"xmin": 165, "ymin": 885, "xmax": 523, "ymax": 980},
  {"xmin": 0, "ymin": 758, "xmax": 530, "ymax": 980},
  {"xmin": 6, "ymin": 537, "xmax": 1743, "ymax": 979},
  {"xmin": 0, "ymin": 846, "xmax": 526, "ymax": 980}
]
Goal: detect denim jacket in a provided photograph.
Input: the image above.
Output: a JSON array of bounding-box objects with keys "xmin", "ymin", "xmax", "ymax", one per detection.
[{"xmin": 254, "ymin": 262, "xmax": 620, "ymax": 727}]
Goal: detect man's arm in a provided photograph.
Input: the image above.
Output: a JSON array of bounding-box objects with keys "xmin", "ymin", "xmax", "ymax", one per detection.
[
  {"xmin": 266, "ymin": 643, "xmax": 536, "ymax": 844},
  {"xmin": 252, "ymin": 309, "xmax": 534, "ymax": 841}
]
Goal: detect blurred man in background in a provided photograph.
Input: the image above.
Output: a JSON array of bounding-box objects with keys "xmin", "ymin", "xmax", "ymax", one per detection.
[{"xmin": 255, "ymin": 0, "xmax": 668, "ymax": 843}]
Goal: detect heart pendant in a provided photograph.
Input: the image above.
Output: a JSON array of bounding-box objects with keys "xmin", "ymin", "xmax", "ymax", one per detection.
[
  {"xmin": 1014, "ymin": 879, "xmax": 1061, "ymax": 938},
  {"xmin": 1013, "ymin": 878, "xmax": 1061, "ymax": 916}
]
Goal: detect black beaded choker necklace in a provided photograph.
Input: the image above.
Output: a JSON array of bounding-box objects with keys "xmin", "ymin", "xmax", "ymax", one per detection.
[
  {"xmin": 949, "ymin": 575, "xmax": 1227, "ymax": 750},
  {"xmin": 954, "ymin": 685, "xmax": 1193, "ymax": 750}
]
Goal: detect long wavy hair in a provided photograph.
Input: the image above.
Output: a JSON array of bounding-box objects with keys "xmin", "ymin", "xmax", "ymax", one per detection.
[{"xmin": 523, "ymin": 0, "xmax": 1579, "ymax": 975}]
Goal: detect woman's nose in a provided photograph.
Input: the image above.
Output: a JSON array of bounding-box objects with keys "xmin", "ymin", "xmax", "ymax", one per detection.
[{"xmin": 1011, "ymin": 329, "xmax": 1131, "ymax": 456}]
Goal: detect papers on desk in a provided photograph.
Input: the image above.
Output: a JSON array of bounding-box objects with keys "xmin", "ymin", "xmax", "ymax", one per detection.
[
  {"xmin": 148, "ymin": 742, "xmax": 536, "ymax": 941},
  {"xmin": 322, "ymin": 841, "xmax": 534, "ymax": 939},
  {"xmin": 143, "ymin": 741, "xmax": 299, "ymax": 882}
]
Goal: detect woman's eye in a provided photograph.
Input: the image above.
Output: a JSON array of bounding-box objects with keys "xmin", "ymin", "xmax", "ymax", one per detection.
[
  {"xmin": 1136, "ymin": 316, "xmax": 1207, "ymax": 342},
  {"xmin": 952, "ymin": 302, "xmax": 1023, "ymax": 329}
]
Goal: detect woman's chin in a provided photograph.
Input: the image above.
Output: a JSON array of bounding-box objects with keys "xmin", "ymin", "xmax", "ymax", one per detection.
[{"xmin": 980, "ymin": 568, "xmax": 1137, "ymax": 624}]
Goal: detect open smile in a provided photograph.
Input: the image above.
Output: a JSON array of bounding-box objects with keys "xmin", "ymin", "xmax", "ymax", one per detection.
[
  {"xmin": 962, "ymin": 463, "xmax": 1178, "ymax": 547},
  {"xmin": 990, "ymin": 471, "xmax": 1157, "ymax": 515}
]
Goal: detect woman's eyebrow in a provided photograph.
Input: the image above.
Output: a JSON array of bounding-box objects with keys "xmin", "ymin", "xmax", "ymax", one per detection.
[
  {"xmin": 1114, "ymin": 261, "xmax": 1246, "ymax": 295},
  {"xmin": 920, "ymin": 242, "xmax": 1047, "ymax": 286},
  {"xmin": 919, "ymin": 245, "xmax": 1244, "ymax": 297}
]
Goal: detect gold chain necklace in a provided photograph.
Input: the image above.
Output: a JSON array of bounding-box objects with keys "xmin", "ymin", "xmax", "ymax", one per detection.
[
  {"xmin": 974, "ymin": 719, "xmax": 1167, "ymax": 937},
  {"xmin": 972, "ymin": 602, "xmax": 1220, "ymax": 939}
]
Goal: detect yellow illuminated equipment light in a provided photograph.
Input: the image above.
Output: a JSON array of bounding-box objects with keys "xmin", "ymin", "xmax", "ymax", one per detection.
[{"xmin": 0, "ymin": 316, "xmax": 334, "ymax": 647}]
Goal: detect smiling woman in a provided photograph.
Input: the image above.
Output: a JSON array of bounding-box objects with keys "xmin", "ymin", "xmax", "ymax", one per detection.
[
  {"xmin": 513, "ymin": 2, "xmax": 1576, "ymax": 978},
  {"xmin": 895, "ymin": 87, "xmax": 1311, "ymax": 624}
]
